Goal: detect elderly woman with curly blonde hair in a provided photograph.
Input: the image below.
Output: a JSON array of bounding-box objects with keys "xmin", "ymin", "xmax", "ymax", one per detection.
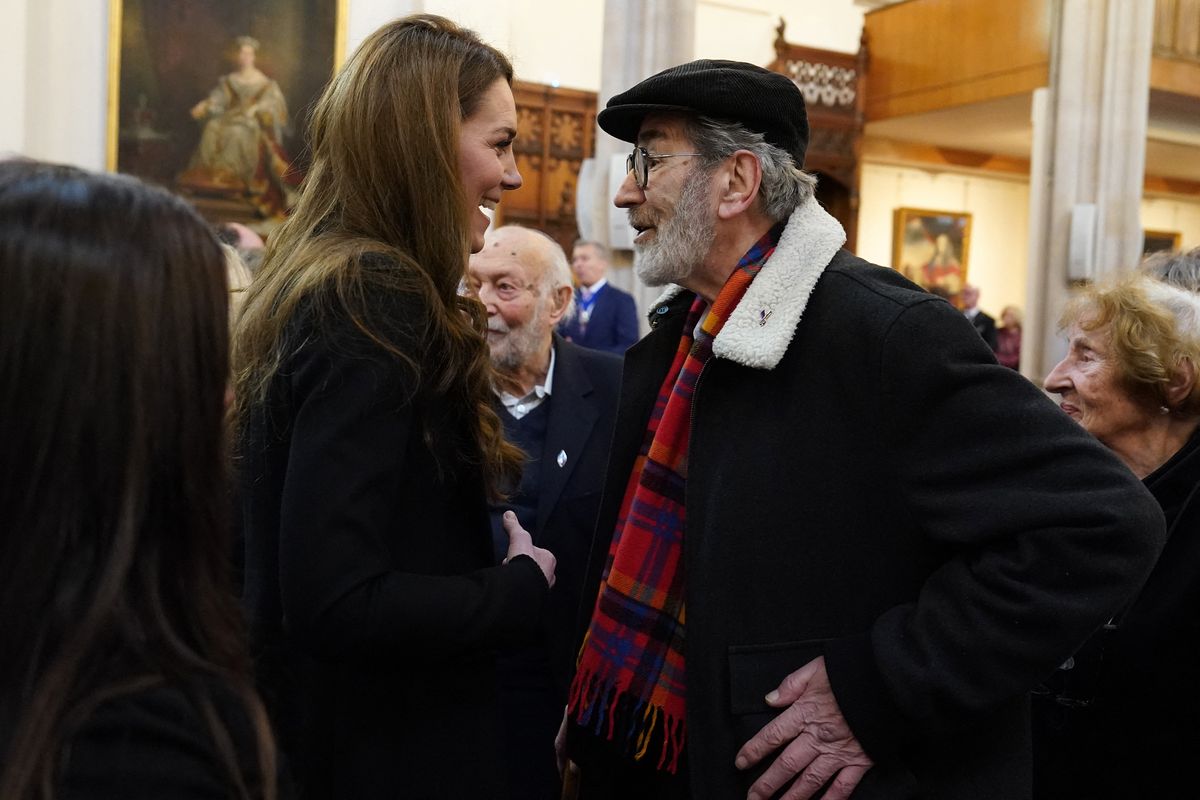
[{"xmin": 1034, "ymin": 267, "xmax": 1200, "ymax": 799}]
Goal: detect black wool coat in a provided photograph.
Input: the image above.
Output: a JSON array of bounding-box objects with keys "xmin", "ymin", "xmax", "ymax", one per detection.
[
  {"xmin": 239, "ymin": 273, "xmax": 549, "ymax": 799},
  {"xmin": 566, "ymin": 198, "xmax": 1165, "ymax": 800},
  {"xmin": 1034, "ymin": 427, "xmax": 1200, "ymax": 798}
]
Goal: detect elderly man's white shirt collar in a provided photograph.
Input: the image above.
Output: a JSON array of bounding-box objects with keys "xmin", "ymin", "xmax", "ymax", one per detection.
[
  {"xmin": 582, "ymin": 277, "xmax": 608, "ymax": 294},
  {"xmin": 649, "ymin": 195, "xmax": 846, "ymax": 370},
  {"xmin": 496, "ymin": 345, "xmax": 556, "ymax": 419}
]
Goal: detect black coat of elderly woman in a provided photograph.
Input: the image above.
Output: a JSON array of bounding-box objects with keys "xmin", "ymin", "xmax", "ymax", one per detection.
[{"xmin": 1036, "ymin": 266, "xmax": 1200, "ymax": 799}]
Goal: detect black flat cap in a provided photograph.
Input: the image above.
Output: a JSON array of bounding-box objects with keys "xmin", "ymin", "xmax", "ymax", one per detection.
[{"xmin": 597, "ymin": 59, "xmax": 809, "ymax": 168}]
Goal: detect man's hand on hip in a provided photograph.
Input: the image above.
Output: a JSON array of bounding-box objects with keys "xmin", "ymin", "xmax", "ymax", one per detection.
[{"xmin": 735, "ymin": 656, "xmax": 873, "ymax": 800}]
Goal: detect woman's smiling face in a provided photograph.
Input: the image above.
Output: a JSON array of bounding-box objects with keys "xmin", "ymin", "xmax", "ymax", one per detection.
[
  {"xmin": 458, "ymin": 79, "xmax": 522, "ymax": 254},
  {"xmin": 1044, "ymin": 322, "xmax": 1149, "ymax": 449}
]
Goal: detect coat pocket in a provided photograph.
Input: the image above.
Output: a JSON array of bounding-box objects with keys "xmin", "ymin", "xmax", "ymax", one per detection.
[{"xmin": 728, "ymin": 639, "xmax": 830, "ymax": 716}]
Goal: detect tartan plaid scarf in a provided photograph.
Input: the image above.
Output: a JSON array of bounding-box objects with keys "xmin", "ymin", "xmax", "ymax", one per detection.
[{"xmin": 568, "ymin": 228, "xmax": 780, "ymax": 773}]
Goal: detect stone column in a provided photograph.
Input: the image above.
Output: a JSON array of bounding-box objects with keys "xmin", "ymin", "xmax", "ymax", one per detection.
[
  {"xmin": 585, "ymin": 0, "xmax": 696, "ymax": 332},
  {"xmin": 1023, "ymin": 0, "xmax": 1154, "ymax": 381}
]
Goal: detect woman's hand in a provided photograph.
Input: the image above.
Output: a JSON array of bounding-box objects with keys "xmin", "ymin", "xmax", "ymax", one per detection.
[{"xmin": 502, "ymin": 510, "xmax": 556, "ymax": 589}]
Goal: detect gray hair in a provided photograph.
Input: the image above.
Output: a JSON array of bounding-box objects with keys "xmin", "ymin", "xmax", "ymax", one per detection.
[
  {"xmin": 1143, "ymin": 277, "xmax": 1200, "ymax": 348},
  {"xmin": 1141, "ymin": 246, "xmax": 1200, "ymax": 294},
  {"xmin": 683, "ymin": 115, "xmax": 818, "ymax": 223},
  {"xmin": 496, "ymin": 225, "xmax": 577, "ymax": 323}
]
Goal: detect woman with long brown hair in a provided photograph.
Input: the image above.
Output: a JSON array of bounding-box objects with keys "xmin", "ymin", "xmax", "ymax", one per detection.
[
  {"xmin": 0, "ymin": 161, "xmax": 276, "ymax": 798},
  {"xmin": 233, "ymin": 15, "xmax": 555, "ymax": 798}
]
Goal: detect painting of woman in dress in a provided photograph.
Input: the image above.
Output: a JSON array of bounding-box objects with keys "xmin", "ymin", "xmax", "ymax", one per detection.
[
  {"xmin": 109, "ymin": 0, "xmax": 343, "ymax": 227},
  {"xmin": 177, "ymin": 37, "xmax": 299, "ymax": 219},
  {"xmin": 892, "ymin": 208, "xmax": 972, "ymax": 307}
]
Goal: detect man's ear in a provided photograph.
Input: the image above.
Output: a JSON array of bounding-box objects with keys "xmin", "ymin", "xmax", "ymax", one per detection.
[
  {"xmin": 546, "ymin": 284, "xmax": 574, "ymax": 326},
  {"xmin": 716, "ymin": 150, "xmax": 763, "ymax": 220}
]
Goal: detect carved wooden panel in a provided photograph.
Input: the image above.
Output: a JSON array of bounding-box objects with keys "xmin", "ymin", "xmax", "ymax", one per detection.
[
  {"xmin": 768, "ymin": 18, "xmax": 867, "ymax": 252},
  {"xmin": 498, "ymin": 81, "xmax": 598, "ymax": 255}
]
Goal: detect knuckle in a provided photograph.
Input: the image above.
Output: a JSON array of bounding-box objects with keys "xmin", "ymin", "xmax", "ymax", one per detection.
[
  {"xmin": 777, "ymin": 752, "xmax": 803, "ymax": 774},
  {"xmin": 831, "ymin": 772, "xmax": 858, "ymax": 792},
  {"xmin": 816, "ymin": 722, "xmax": 841, "ymax": 742},
  {"xmin": 750, "ymin": 778, "xmax": 777, "ymax": 798},
  {"xmin": 799, "ymin": 767, "xmax": 829, "ymax": 791}
]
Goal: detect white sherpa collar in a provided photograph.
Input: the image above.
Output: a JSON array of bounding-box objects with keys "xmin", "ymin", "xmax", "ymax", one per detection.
[{"xmin": 649, "ymin": 196, "xmax": 846, "ymax": 369}]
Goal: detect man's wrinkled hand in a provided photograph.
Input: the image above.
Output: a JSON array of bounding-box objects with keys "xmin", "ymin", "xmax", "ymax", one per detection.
[{"xmin": 734, "ymin": 656, "xmax": 873, "ymax": 800}]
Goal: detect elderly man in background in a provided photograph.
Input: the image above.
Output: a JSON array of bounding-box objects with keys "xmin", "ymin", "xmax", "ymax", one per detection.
[
  {"xmin": 559, "ymin": 240, "xmax": 640, "ymax": 354},
  {"xmin": 468, "ymin": 225, "xmax": 622, "ymax": 800},
  {"xmin": 559, "ymin": 59, "xmax": 1165, "ymax": 800}
]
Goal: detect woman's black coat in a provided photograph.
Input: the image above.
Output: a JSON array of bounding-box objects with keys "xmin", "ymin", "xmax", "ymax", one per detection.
[
  {"xmin": 1034, "ymin": 428, "xmax": 1200, "ymax": 798},
  {"xmin": 239, "ymin": 281, "xmax": 548, "ymax": 798}
]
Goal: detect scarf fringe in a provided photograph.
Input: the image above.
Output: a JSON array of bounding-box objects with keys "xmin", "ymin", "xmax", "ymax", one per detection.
[{"xmin": 567, "ymin": 660, "xmax": 687, "ymax": 775}]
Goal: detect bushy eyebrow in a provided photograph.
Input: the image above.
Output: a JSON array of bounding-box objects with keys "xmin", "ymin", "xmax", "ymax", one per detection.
[{"xmin": 636, "ymin": 127, "xmax": 666, "ymax": 146}]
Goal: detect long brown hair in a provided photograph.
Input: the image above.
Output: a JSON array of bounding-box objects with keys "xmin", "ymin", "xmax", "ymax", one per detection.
[
  {"xmin": 233, "ymin": 14, "xmax": 522, "ymax": 495},
  {"xmin": 0, "ymin": 162, "xmax": 275, "ymax": 798}
]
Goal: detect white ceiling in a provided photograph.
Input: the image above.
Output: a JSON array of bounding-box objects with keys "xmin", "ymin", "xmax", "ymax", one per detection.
[{"xmin": 863, "ymin": 90, "xmax": 1200, "ymax": 182}]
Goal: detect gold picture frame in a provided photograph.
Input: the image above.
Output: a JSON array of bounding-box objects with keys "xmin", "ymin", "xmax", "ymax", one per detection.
[
  {"xmin": 106, "ymin": 0, "xmax": 347, "ymax": 224},
  {"xmin": 1143, "ymin": 229, "xmax": 1182, "ymax": 255},
  {"xmin": 892, "ymin": 207, "xmax": 973, "ymax": 307}
]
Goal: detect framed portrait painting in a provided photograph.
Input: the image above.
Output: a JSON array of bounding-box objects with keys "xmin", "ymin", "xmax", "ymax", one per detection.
[
  {"xmin": 1143, "ymin": 229, "xmax": 1182, "ymax": 255},
  {"xmin": 892, "ymin": 208, "xmax": 972, "ymax": 307},
  {"xmin": 106, "ymin": 0, "xmax": 347, "ymax": 226}
]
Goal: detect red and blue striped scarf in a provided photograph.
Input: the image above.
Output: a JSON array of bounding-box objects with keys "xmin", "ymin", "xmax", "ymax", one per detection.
[{"xmin": 567, "ymin": 228, "xmax": 780, "ymax": 773}]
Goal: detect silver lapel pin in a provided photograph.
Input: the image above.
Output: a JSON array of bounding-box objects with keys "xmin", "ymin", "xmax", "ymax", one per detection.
[{"xmin": 556, "ymin": 450, "xmax": 568, "ymax": 468}]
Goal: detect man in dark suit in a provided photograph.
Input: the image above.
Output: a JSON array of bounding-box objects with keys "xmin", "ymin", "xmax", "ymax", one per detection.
[
  {"xmin": 468, "ymin": 225, "xmax": 622, "ymax": 800},
  {"xmin": 559, "ymin": 240, "xmax": 640, "ymax": 354},
  {"xmin": 962, "ymin": 284, "xmax": 999, "ymax": 350},
  {"xmin": 558, "ymin": 60, "xmax": 1165, "ymax": 800}
]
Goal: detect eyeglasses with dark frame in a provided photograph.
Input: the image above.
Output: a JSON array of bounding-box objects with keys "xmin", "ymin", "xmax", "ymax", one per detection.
[{"xmin": 625, "ymin": 146, "xmax": 703, "ymax": 190}]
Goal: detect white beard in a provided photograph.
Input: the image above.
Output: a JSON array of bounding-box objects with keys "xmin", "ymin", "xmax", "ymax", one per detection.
[
  {"xmin": 489, "ymin": 301, "xmax": 550, "ymax": 373},
  {"xmin": 632, "ymin": 168, "xmax": 716, "ymax": 288}
]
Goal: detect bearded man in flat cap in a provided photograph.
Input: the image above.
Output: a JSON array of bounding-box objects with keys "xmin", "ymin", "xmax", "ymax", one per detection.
[{"xmin": 557, "ymin": 60, "xmax": 1165, "ymax": 800}]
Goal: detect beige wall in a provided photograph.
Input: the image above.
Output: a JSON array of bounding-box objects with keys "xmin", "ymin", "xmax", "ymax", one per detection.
[
  {"xmin": 4, "ymin": 0, "xmax": 109, "ymax": 170},
  {"xmin": 859, "ymin": 160, "xmax": 1200, "ymax": 323},
  {"xmin": 1142, "ymin": 195, "xmax": 1200, "ymax": 251},
  {"xmin": 0, "ymin": 0, "xmax": 29, "ymax": 158},
  {"xmin": 858, "ymin": 162, "xmax": 1031, "ymax": 318},
  {"xmin": 422, "ymin": 0, "xmax": 604, "ymax": 91},
  {"xmin": 695, "ymin": 0, "xmax": 866, "ymax": 65}
]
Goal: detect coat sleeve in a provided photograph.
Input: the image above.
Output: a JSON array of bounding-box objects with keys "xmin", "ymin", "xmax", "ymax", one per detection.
[
  {"xmin": 822, "ymin": 297, "xmax": 1165, "ymax": 763},
  {"xmin": 275, "ymin": 296, "xmax": 548, "ymax": 664}
]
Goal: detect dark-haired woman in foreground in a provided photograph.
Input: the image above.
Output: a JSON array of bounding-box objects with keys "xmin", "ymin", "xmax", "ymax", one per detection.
[
  {"xmin": 0, "ymin": 161, "xmax": 276, "ymax": 799},
  {"xmin": 233, "ymin": 15, "xmax": 555, "ymax": 798}
]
